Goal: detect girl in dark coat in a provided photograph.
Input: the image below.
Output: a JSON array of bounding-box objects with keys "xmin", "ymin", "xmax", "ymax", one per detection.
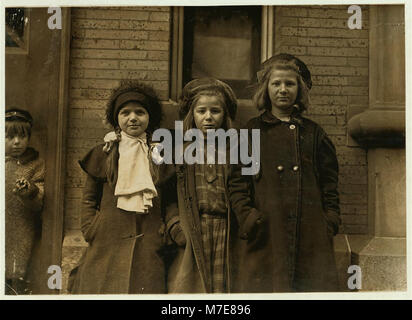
[
  {"xmin": 5, "ymin": 109, "xmax": 45, "ymax": 295},
  {"xmin": 233, "ymin": 54, "xmax": 341, "ymax": 292},
  {"xmin": 71, "ymin": 81, "xmax": 171, "ymax": 294},
  {"xmin": 165, "ymin": 78, "xmax": 260, "ymax": 293}
]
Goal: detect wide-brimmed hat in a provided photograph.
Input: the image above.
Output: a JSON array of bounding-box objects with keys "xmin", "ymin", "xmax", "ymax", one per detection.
[
  {"xmin": 180, "ymin": 78, "xmax": 237, "ymax": 120},
  {"xmin": 257, "ymin": 53, "xmax": 312, "ymax": 90}
]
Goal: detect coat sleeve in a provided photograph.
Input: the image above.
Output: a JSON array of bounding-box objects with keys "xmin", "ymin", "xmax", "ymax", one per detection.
[
  {"xmin": 227, "ymin": 163, "xmax": 263, "ymax": 240},
  {"xmin": 81, "ymin": 174, "xmax": 103, "ymax": 243},
  {"xmin": 78, "ymin": 145, "xmax": 106, "ymax": 243},
  {"xmin": 158, "ymin": 164, "xmax": 181, "ymax": 245},
  {"xmin": 20, "ymin": 158, "xmax": 45, "ymax": 213},
  {"xmin": 316, "ymin": 128, "xmax": 341, "ymax": 236}
]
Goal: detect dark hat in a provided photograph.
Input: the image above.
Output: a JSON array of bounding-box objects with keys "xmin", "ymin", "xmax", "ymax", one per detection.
[
  {"xmin": 257, "ymin": 53, "xmax": 312, "ymax": 90},
  {"xmin": 5, "ymin": 108, "xmax": 33, "ymax": 125},
  {"xmin": 180, "ymin": 78, "xmax": 237, "ymax": 120},
  {"xmin": 106, "ymin": 81, "xmax": 162, "ymax": 133},
  {"xmin": 113, "ymin": 91, "xmax": 154, "ymax": 122}
]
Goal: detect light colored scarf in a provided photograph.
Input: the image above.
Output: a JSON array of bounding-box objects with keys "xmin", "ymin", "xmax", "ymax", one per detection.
[{"xmin": 113, "ymin": 131, "xmax": 157, "ymax": 214}]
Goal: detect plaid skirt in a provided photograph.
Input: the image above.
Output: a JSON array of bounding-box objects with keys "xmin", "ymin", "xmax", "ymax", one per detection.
[{"xmin": 200, "ymin": 213, "xmax": 227, "ymax": 293}]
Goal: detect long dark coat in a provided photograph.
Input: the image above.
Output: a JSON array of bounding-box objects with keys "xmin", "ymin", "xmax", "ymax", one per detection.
[
  {"xmin": 232, "ymin": 110, "xmax": 341, "ymax": 293},
  {"xmin": 5, "ymin": 148, "xmax": 44, "ymax": 281},
  {"xmin": 70, "ymin": 143, "xmax": 174, "ymax": 294},
  {"xmin": 166, "ymin": 161, "xmax": 255, "ymax": 293}
]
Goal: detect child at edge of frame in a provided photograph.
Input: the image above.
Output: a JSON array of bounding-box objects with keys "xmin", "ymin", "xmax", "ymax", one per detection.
[{"xmin": 5, "ymin": 108, "xmax": 45, "ymax": 295}]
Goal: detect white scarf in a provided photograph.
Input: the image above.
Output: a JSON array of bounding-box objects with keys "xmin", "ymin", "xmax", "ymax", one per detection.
[{"xmin": 114, "ymin": 131, "xmax": 157, "ymax": 214}]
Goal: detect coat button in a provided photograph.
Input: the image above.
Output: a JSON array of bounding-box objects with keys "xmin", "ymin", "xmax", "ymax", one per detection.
[
  {"xmin": 277, "ymin": 165, "xmax": 284, "ymax": 172},
  {"xmin": 292, "ymin": 165, "xmax": 299, "ymax": 172},
  {"xmin": 289, "ymin": 124, "xmax": 296, "ymax": 130}
]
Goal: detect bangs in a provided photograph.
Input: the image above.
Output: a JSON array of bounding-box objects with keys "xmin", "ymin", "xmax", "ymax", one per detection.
[
  {"xmin": 266, "ymin": 62, "xmax": 300, "ymax": 79},
  {"xmin": 5, "ymin": 121, "xmax": 31, "ymax": 138}
]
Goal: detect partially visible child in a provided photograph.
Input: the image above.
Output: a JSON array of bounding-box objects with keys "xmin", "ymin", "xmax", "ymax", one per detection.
[{"xmin": 5, "ymin": 108, "xmax": 45, "ymax": 295}]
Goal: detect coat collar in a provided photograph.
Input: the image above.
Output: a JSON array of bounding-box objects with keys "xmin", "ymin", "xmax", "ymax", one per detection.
[{"xmin": 260, "ymin": 110, "xmax": 305, "ymax": 127}]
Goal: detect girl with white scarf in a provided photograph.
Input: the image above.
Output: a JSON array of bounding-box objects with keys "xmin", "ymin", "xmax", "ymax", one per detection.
[{"xmin": 70, "ymin": 82, "xmax": 175, "ymax": 294}]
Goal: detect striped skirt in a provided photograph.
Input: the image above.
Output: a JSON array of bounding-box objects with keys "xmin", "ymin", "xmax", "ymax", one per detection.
[{"xmin": 200, "ymin": 214, "xmax": 227, "ymax": 293}]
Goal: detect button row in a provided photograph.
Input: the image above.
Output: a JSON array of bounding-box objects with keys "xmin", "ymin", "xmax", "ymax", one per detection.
[{"xmin": 276, "ymin": 165, "xmax": 299, "ymax": 172}]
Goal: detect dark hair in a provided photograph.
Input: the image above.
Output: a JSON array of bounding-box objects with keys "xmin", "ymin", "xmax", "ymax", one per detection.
[
  {"xmin": 5, "ymin": 121, "xmax": 31, "ymax": 139},
  {"xmin": 105, "ymin": 80, "xmax": 162, "ymax": 134},
  {"xmin": 253, "ymin": 56, "xmax": 310, "ymax": 114},
  {"xmin": 5, "ymin": 108, "xmax": 33, "ymax": 138}
]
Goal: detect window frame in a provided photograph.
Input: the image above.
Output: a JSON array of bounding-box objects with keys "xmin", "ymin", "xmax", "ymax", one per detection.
[{"xmin": 170, "ymin": 6, "xmax": 274, "ymax": 103}]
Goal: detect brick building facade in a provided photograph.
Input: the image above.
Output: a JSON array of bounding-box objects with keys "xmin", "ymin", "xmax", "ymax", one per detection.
[{"xmin": 65, "ymin": 5, "xmax": 370, "ymax": 235}]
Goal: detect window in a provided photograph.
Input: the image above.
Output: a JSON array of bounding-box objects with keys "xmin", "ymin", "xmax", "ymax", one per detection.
[
  {"xmin": 170, "ymin": 6, "xmax": 274, "ymax": 101},
  {"xmin": 6, "ymin": 8, "xmax": 30, "ymax": 53}
]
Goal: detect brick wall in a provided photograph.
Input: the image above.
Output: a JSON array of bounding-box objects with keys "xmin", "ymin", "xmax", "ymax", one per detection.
[
  {"xmin": 274, "ymin": 5, "xmax": 369, "ymax": 234},
  {"xmin": 65, "ymin": 6, "xmax": 171, "ymax": 230},
  {"xmin": 65, "ymin": 5, "xmax": 369, "ymax": 235}
]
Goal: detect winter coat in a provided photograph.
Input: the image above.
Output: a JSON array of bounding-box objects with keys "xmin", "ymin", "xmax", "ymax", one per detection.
[
  {"xmin": 232, "ymin": 110, "xmax": 341, "ymax": 293},
  {"xmin": 70, "ymin": 142, "xmax": 175, "ymax": 294},
  {"xmin": 5, "ymin": 147, "xmax": 44, "ymax": 280},
  {"xmin": 166, "ymin": 158, "xmax": 258, "ymax": 293}
]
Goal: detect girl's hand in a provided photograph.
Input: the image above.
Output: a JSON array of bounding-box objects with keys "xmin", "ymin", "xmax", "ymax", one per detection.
[
  {"xmin": 13, "ymin": 178, "xmax": 38, "ymax": 198},
  {"xmin": 13, "ymin": 178, "xmax": 30, "ymax": 192},
  {"xmin": 169, "ymin": 223, "xmax": 186, "ymax": 247}
]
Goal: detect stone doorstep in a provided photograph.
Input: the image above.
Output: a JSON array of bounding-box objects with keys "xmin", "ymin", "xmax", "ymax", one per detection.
[
  {"xmin": 60, "ymin": 232, "xmax": 406, "ymax": 293},
  {"xmin": 349, "ymin": 235, "xmax": 407, "ymax": 291},
  {"xmin": 61, "ymin": 230, "xmax": 88, "ymax": 294}
]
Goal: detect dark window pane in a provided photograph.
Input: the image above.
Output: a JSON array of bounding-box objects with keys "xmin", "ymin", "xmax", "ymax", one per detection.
[
  {"xmin": 183, "ymin": 6, "xmax": 261, "ymax": 99},
  {"xmin": 5, "ymin": 8, "xmax": 25, "ymax": 48}
]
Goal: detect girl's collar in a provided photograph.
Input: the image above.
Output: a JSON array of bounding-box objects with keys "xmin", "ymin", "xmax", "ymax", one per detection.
[
  {"xmin": 120, "ymin": 130, "xmax": 147, "ymax": 142},
  {"xmin": 261, "ymin": 109, "xmax": 304, "ymax": 127}
]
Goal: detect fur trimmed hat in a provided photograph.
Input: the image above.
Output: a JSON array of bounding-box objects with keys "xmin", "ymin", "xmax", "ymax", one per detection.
[
  {"xmin": 106, "ymin": 80, "xmax": 162, "ymax": 133},
  {"xmin": 179, "ymin": 78, "xmax": 237, "ymax": 120}
]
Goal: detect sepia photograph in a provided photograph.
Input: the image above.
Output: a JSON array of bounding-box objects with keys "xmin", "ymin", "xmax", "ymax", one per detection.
[{"xmin": 2, "ymin": 0, "xmax": 408, "ymax": 299}]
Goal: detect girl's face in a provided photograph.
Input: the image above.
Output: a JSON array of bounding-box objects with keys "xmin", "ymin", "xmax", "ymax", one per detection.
[
  {"xmin": 267, "ymin": 69, "xmax": 299, "ymax": 111},
  {"xmin": 117, "ymin": 102, "xmax": 149, "ymax": 137},
  {"xmin": 193, "ymin": 95, "xmax": 225, "ymax": 134},
  {"xmin": 5, "ymin": 134, "xmax": 29, "ymax": 157}
]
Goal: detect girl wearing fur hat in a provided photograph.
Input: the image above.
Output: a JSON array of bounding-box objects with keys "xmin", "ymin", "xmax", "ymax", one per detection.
[
  {"xmin": 5, "ymin": 108, "xmax": 45, "ymax": 295},
  {"xmin": 233, "ymin": 54, "xmax": 341, "ymax": 292},
  {"xmin": 165, "ymin": 78, "xmax": 260, "ymax": 293},
  {"xmin": 70, "ymin": 81, "xmax": 174, "ymax": 294}
]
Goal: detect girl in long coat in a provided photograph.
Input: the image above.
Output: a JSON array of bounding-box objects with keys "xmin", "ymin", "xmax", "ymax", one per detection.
[
  {"xmin": 165, "ymin": 78, "xmax": 261, "ymax": 293},
  {"xmin": 71, "ymin": 82, "xmax": 172, "ymax": 294},
  {"xmin": 233, "ymin": 54, "xmax": 341, "ymax": 292}
]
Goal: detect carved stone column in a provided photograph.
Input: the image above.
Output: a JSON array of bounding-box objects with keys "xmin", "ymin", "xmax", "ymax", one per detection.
[{"xmin": 347, "ymin": 5, "xmax": 406, "ymax": 291}]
